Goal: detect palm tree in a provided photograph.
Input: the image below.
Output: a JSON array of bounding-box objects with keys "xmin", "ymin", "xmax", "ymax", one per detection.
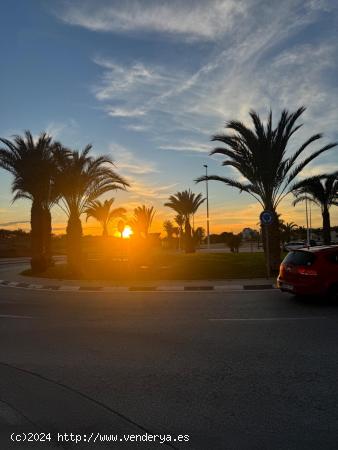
[
  {"xmin": 163, "ymin": 220, "xmax": 175, "ymax": 239},
  {"xmin": 174, "ymin": 214, "xmax": 184, "ymax": 250},
  {"xmin": 0, "ymin": 131, "xmax": 58, "ymax": 271},
  {"xmin": 117, "ymin": 220, "xmax": 125, "ymax": 238},
  {"xmin": 85, "ymin": 198, "xmax": 126, "ymax": 237},
  {"xmin": 193, "ymin": 226, "xmax": 205, "ymax": 247},
  {"xmin": 196, "ymin": 107, "xmax": 337, "ymax": 271},
  {"xmin": 164, "ymin": 190, "xmax": 205, "ymax": 253},
  {"xmin": 132, "ymin": 205, "xmax": 155, "ymax": 238},
  {"xmin": 292, "ymin": 173, "xmax": 338, "ymax": 245},
  {"xmin": 55, "ymin": 145, "xmax": 129, "ymax": 271},
  {"xmin": 280, "ymin": 221, "xmax": 298, "ymax": 244}
]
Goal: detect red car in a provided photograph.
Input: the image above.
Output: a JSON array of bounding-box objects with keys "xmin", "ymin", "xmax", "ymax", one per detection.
[{"xmin": 277, "ymin": 245, "xmax": 338, "ymax": 300}]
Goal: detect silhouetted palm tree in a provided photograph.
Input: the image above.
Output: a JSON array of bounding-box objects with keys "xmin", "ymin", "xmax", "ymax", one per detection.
[
  {"xmin": 85, "ymin": 198, "xmax": 126, "ymax": 237},
  {"xmin": 117, "ymin": 220, "xmax": 125, "ymax": 238},
  {"xmin": 280, "ymin": 221, "xmax": 298, "ymax": 244},
  {"xmin": 132, "ymin": 205, "xmax": 155, "ymax": 238},
  {"xmin": 292, "ymin": 173, "xmax": 338, "ymax": 244},
  {"xmin": 163, "ymin": 220, "xmax": 175, "ymax": 239},
  {"xmin": 0, "ymin": 131, "xmax": 58, "ymax": 271},
  {"xmin": 174, "ymin": 214, "xmax": 184, "ymax": 250},
  {"xmin": 196, "ymin": 107, "xmax": 337, "ymax": 271},
  {"xmin": 164, "ymin": 190, "xmax": 205, "ymax": 252},
  {"xmin": 55, "ymin": 145, "xmax": 129, "ymax": 271}
]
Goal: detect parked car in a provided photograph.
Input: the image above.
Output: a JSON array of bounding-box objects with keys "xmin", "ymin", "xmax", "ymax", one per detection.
[
  {"xmin": 277, "ymin": 245, "xmax": 338, "ymax": 300},
  {"xmin": 283, "ymin": 241, "xmax": 306, "ymax": 252},
  {"xmin": 282, "ymin": 240, "xmax": 318, "ymax": 252}
]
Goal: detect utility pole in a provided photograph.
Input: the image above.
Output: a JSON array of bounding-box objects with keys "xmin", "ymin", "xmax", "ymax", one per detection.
[{"xmin": 203, "ymin": 164, "xmax": 210, "ymax": 249}]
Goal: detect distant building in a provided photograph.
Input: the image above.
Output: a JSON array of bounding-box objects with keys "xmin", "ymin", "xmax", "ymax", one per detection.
[{"xmin": 241, "ymin": 228, "xmax": 257, "ymax": 240}]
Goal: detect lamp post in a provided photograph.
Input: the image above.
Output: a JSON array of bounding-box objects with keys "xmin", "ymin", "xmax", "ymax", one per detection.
[
  {"xmin": 309, "ymin": 200, "xmax": 312, "ymax": 242},
  {"xmin": 305, "ymin": 196, "xmax": 310, "ymax": 247},
  {"xmin": 203, "ymin": 164, "xmax": 210, "ymax": 249}
]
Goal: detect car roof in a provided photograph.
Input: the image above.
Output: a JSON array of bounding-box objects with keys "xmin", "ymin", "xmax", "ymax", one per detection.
[{"xmin": 295, "ymin": 245, "xmax": 338, "ymax": 253}]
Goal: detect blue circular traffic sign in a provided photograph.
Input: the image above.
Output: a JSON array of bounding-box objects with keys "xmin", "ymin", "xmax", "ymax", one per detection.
[{"xmin": 260, "ymin": 210, "xmax": 274, "ymax": 225}]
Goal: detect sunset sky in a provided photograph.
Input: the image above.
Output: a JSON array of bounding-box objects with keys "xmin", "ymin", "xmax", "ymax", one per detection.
[{"xmin": 1, "ymin": 0, "xmax": 338, "ymax": 236}]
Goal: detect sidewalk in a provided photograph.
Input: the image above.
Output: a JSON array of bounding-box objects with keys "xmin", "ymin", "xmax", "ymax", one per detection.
[{"xmin": 0, "ymin": 260, "xmax": 277, "ymax": 292}]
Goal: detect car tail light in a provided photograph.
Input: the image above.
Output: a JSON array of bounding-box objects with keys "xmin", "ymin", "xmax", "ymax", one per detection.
[
  {"xmin": 279, "ymin": 265, "xmax": 286, "ymax": 277},
  {"xmin": 296, "ymin": 267, "xmax": 318, "ymax": 276}
]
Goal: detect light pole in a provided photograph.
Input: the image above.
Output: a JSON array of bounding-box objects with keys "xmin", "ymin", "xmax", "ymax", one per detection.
[
  {"xmin": 203, "ymin": 164, "xmax": 210, "ymax": 249},
  {"xmin": 309, "ymin": 200, "xmax": 312, "ymax": 242},
  {"xmin": 305, "ymin": 196, "xmax": 310, "ymax": 247}
]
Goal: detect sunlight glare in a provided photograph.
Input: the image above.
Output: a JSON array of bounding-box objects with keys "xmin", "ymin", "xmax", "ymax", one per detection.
[{"xmin": 122, "ymin": 225, "xmax": 133, "ymax": 239}]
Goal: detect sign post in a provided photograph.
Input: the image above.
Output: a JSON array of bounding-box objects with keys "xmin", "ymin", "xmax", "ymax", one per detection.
[{"xmin": 260, "ymin": 210, "xmax": 274, "ymax": 279}]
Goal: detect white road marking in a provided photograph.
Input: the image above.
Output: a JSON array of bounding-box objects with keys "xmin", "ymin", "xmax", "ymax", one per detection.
[
  {"xmin": 209, "ymin": 317, "xmax": 328, "ymax": 322},
  {"xmin": 0, "ymin": 314, "xmax": 33, "ymax": 319}
]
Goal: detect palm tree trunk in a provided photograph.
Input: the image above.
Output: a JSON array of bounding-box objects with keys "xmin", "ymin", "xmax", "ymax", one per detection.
[
  {"xmin": 30, "ymin": 200, "xmax": 47, "ymax": 272},
  {"xmin": 43, "ymin": 207, "xmax": 53, "ymax": 266},
  {"xmin": 66, "ymin": 212, "xmax": 83, "ymax": 273},
  {"xmin": 322, "ymin": 205, "xmax": 331, "ymax": 245},
  {"xmin": 102, "ymin": 223, "xmax": 108, "ymax": 238},
  {"xmin": 261, "ymin": 210, "xmax": 281, "ymax": 275},
  {"xmin": 184, "ymin": 217, "xmax": 195, "ymax": 253}
]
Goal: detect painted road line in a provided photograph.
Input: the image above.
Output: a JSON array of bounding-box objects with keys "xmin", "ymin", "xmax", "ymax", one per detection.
[
  {"xmin": 214, "ymin": 285, "xmax": 243, "ymax": 290},
  {"xmin": 184, "ymin": 286, "xmax": 214, "ymax": 291},
  {"xmin": 209, "ymin": 317, "xmax": 328, "ymax": 322},
  {"xmin": 243, "ymin": 284, "xmax": 274, "ymax": 290},
  {"xmin": 0, "ymin": 314, "xmax": 33, "ymax": 319},
  {"xmin": 129, "ymin": 286, "xmax": 157, "ymax": 291},
  {"xmin": 157, "ymin": 286, "xmax": 185, "ymax": 291},
  {"xmin": 79, "ymin": 286, "xmax": 103, "ymax": 291}
]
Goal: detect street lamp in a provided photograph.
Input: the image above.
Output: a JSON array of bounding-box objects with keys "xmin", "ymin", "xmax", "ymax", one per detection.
[
  {"xmin": 305, "ymin": 196, "xmax": 310, "ymax": 247},
  {"xmin": 203, "ymin": 164, "xmax": 210, "ymax": 249}
]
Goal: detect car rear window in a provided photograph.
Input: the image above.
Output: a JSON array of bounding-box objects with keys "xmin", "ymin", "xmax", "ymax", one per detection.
[{"xmin": 283, "ymin": 251, "xmax": 316, "ymax": 266}]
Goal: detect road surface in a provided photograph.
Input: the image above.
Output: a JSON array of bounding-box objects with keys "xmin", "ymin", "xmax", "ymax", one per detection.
[{"xmin": 0, "ymin": 263, "xmax": 338, "ymax": 449}]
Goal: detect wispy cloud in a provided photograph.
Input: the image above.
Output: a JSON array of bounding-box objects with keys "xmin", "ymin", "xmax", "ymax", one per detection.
[
  {"xmin": 296, "ymin": 163, "xmax": 338, "ymax": 179},
  {"xmin": 83, "ymin": 0, "xmax": 338, "ymax": 150},
  {"xmin": 107, "ymin": 107, "xmax": 146, "ymax": 118},
  {"xmin": 45, "ymin": 119, "xmax": 78, "ymax": 139},
  {"xmin": 124, "ymin": 124, "xmax": 149, "ymax": 132},
  {"xmin": 109, "ymin": 143, "xmax": 158, "ymax": 175},
  {"xmin": 158, "ymin": 141, "xmax": 211, "ymax": 153},
  {"xmin": 0, "ymin": 220, "xmax": 30, "ymax": 226},
  {"xmin": 128, "ymin": 180, "xmax": 178, "ymax": 200},
  {"xmin": 57, "ymin": 0, "xmax": 247, "ymax": 42}
]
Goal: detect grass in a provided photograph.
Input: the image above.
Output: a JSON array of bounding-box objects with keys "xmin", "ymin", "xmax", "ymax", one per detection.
[{"xmin": 21, "ymin": 251, "xmax": 276, "ymax": 281}]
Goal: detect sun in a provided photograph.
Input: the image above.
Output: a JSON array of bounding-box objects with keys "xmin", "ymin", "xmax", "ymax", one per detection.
[{"xmin": 122, "ymin": 225, "xmax": 133, "ymax": 239}]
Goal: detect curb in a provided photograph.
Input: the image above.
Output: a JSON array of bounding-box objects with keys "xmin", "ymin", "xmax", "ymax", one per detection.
[{"xmin": 0, "ymin": 280, "xmax": 277, "ymax": 293}]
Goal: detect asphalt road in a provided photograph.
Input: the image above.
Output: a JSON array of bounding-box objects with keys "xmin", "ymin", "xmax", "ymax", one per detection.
[{"xmin": 1, "ymin": 280, "xmax": 338, "ymax": 449}]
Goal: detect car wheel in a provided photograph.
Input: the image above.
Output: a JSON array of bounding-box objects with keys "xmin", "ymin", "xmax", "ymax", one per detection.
[{"xmin": 327, "ymin": 284, "xmax": 338, "ymax": 303}]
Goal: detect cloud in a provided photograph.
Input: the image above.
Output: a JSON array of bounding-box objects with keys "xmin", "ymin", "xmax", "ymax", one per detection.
[
  {"xmin": 128, "ymin": 180, "xmax": 178, "ymax": 200},
  {"xmin": 57, "ymin": 0, "xmax": 247, "ymax": 42},
  {"xmin": 109, "ymin": 143, "xmax": 158, "ymax": 175},
  {"xmin": 124, "ymin": 124, "xmax": 149, "ymax": 132},
  {"xmin": 296, "ymin": 163, "xmax": 338, "ymax": 179},
  {"xmin": 107, "ymin": 107, "xmax": 146, "ymax": 118},
  {"xmin": 93, "ymin": 57, "xmax": 172, "ymax": 100},
  {"xmin": 158, "ymin": 141, "xmax": 211, "ymax": 153},
  {"xmin": 83, "ymin": 0, "xmax": 338, "ymax": 150},
  {"xmin": 0, "ymin": 220, "xmax": 30, "ymax": 226}
]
